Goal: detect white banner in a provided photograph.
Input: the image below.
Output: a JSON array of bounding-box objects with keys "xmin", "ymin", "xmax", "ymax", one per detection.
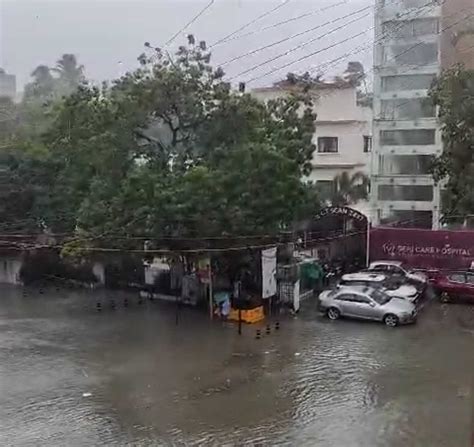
[{"xmin": 261, "ymin": 247, "xmax": 277, "ymax": 299}]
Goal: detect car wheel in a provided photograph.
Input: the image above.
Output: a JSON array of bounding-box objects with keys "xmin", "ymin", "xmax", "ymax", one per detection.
[
  {"xmin": 440, "ymin": 292, "xmax": 451, "ymax": 303},
  {"xmin": 384, "ymin": 314, "xmax": 399, "ymax": 327},
  {"xmin": 327, "ymin": 307, "xmax": 340, "ymax": 320}
]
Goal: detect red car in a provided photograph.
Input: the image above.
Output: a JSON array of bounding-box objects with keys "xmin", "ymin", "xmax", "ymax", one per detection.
[{"xmin": 432, "ymin": 271, "xmax": 474, "ymax": 303}]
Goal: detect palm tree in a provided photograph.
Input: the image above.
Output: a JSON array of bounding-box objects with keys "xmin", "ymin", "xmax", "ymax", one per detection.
[
  {"xmin": 329, "ymin": 171, "xmax": 369, "ymax": 207},
  {"xmin": 23, "ymin": 65, "xmax": 55, "ymax": 101},
  {"xmin": 31, "ymin": 65, "xmax": 53, "ymax": 83},
  {"xmin": 53, "ymin": 54, "xmax": 85, "ymax": 94}
]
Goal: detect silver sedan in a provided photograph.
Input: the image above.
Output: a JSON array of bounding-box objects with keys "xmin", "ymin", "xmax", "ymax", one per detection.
[{"xmin": 319, "ymin": 286, "xmax": 417, "ymax": 327}]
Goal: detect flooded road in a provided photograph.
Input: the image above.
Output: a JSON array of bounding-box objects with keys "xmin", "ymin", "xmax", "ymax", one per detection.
[{"xmin": 0, "ymin": 285, "xmax": 473, "ymax": 446}]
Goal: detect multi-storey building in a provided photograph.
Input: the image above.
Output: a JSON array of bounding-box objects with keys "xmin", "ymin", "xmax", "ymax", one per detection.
[
  {"xmin": 372, "ymin": 0, "xmax": 443, "ymax": 229},
  {"xmin": 252, "ymin": 82, "xmax": 372, "ymax": 215},
  {"xmin": 371, "ymin": 0, "xmax": 474, "ymax": 229},
  {"xmin": 441, "ymin": 0, "xmax": 474, "ymax": 70}
]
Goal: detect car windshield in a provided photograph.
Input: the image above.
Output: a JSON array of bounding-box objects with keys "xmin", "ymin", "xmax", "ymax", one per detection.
[
  {"xmin": 382, "ymin": 279, "xmax": 402, "ymax": 290},
  {"xmin": 340, "ymin": 280, "xmax": 381, "ymax": 288},
  {"xmin": 370, "ymin": 289, "xmax": 391, "ymax": 305}
]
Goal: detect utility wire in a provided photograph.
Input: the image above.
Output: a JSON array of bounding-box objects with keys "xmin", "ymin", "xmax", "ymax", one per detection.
[
  {"xmin": 244, "ymin": 25, "xmax": 373, "ymax": 84},
  {"xmin": 0, "ymin": 229, "xmax": 371, "ymax": 255},
  {"xmin": 219, "ymin": 0, "xmax": 430, "ymax": 77},
  {"xmin": 306, "ymin": 0, "xmax": 449, "ymax": 80},
  {"xmin": 458, "ymin": 42, "xmax": 474, "ymax": 54},
  {"xmin": 215, "ymin": 1, "xmax": 348, "ymax": 46},
  {"xmin": 210, "ymin": 0, "xmax": 292, "ymax": 48},
  {"xmin": 246, "ymin": 0, "xmax": 457, "ymax": 86},
  {"xmin": 229, "ymin": 11, "xmax": 372, "ymax": 82},
  {"xmin": 216, "ymin": 0, "xmax": 418, "ymax": 49},
  {"xmin": 165, "ymin": 0, "xmax": 215, "ymax": 47},
  {"xmin": 220, "ymin": 5, "xmax": 372, "ymax": 67}
]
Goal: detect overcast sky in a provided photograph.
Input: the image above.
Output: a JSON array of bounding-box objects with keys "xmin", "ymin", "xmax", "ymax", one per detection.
[{"xmin": 0, "ymin": 0, "xmax": 374, "ymax": 91}]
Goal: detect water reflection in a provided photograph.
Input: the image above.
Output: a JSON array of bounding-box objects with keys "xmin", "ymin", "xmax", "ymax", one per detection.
[{"xmin": 0, "ymin": 285, "xmax": 472, "ymax": 446}]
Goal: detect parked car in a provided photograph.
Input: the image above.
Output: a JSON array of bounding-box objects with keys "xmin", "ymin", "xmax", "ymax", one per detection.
[
  {"xmin": 432, "ymin": 271, "xmax": 474, "ymax": 303},
  {"xmin": 319, "ymin": 285, "xmax": 417, "ymax": 327},
  {"xmin": 368, "ymin": 261, "xmax": 427, "ymax": 284},
  {"xmin": 339, "ymin": 272, "xmax": 419, "ymax": 303}
]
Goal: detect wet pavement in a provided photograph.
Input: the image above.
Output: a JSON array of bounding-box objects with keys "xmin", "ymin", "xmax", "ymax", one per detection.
[{"xmin": 0, "ymin": 285, "xmax": 473, "ymax": 446}]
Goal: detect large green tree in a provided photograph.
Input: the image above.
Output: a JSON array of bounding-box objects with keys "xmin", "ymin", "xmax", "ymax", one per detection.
[
  {"xmin": 431, "ymin": 66, "xmax": 474, "ymax": 221},
  {"xmin": 0, "ymin": 55, "xmax": 87, "ymax": 234},
  {"xmin": 43, "ymin": 40, "xmax": 319, "ymax": 245},
  {"xmin": 2, "ymin": 41, "xmax": 321, "ymax": 250},
  {"xmin": 20, "ymin": 55, "xmax": 86, "ymax": 139}
]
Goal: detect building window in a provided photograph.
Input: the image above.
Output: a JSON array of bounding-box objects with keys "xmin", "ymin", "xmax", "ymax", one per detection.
[
  {"xmin": 381, "ymin": 74, "xmax": 436, "ymax": 92},
  {"xmin": 363, "ymin": 136, "xmax": 372, "ymax": 153},
  {"xmin": 380, "ymin": 210, "xmax": 433, "ymax": 229},
  {"xmin": 380, "ymin": 154, "xmax": 433, "ymax": 175},
  {"xmin": 317, "ymin": 137, "xmax": 338, "ymax": 153},
  {"xmin": 383, "ymin": 18, "xmax": 439, "ymax": 39},
  {"xmin": 383, "ymin": 42, "xmax": 438, "ymax": 66},
  {"xmin": 378, "ymin": 185, "xmax": 434, "ymax": 201},
  {"xmin": 380, "ymin": 129, "xmax": 436, "ymax": 146},
  {"xmin": 380, "ymin": 98, "xmax": 435, "ymax": 120},
  {"xmin": 382, "ymin": 0, "xmax": 440, "ymax": 10}
]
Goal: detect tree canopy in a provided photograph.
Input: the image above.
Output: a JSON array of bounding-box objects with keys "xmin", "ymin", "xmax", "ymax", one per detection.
[
  {"xmin": 1, "ymin": 41, "xmax": 321, "ymax": 251},
  {"xmin": 430, "ymin": 66, "xmax": 474, "ymax": 221}
]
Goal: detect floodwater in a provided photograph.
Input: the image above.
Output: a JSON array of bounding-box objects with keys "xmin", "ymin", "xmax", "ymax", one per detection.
[{"xmin": 0, "ymin": 286, "xmax": 473, "ymax": 447}]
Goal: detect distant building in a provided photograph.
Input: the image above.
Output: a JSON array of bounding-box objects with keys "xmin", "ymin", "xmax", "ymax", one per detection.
[
  {"xmin": 371, "ymin": 0, "xmax": 474, "ymax": 230},
  {"xmin": 0, "ymin": 68, "xmax": 16, "ymax": 100},
  {"xmin": 441, "ymin": 0, "xmax": 474, "ymax": 70},
  {"xmin": 252, "ymin": 82, "xmax": 372, "ymax": 215}
]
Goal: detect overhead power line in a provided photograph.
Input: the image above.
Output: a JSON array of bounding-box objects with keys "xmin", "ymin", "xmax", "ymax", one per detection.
[
  {"xmin": 247, "ymin": 28, "xmax": 373, "ymax": 84},
  {"xmin": 303, "ymin": 9, "xmax": 473, "ymax": 119},
  {"xmin": 224, "ymin": 0, "xmax": 415, "ymax": 49},
  {"xmin": 220, "ymin": 5, "xmax": 372, "ymax": 67},
  {"xmin": 210, "ymin": 0, "xmax": 292, "ymax": 48},
  {"xmin": 219, "ymin": 0, "xmax": 428, "ymax": 79},
  {"xmin": 229, "ymin": 10, "xmax": 372, "ymax": 82},
  {"xmin": 214, "ymin": 1, "xmax": 348, "ymax": 46},
  {"xmin": 0, "ymin": 229, "xmax": 370, "ymax": 255},
  {"xmin": 304, "ymin": 0, "xmax": 449, "ymax": 79},
  {"xmin": 244, "ymin": 0, "xmax": 461, "ymax": 86},
  {"xmin": 165, "ymin": 0, "xmax": 215, "ymax": 47}
]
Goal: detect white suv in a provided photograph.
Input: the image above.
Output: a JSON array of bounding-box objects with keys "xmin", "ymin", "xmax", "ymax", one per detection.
[
  {"xmin": 368, "ymin": 261, "xmax": 427, "ymax": 284},
  {"xmin": 339, "ymin": 272, "xmax": 419, "ymax": 303}
]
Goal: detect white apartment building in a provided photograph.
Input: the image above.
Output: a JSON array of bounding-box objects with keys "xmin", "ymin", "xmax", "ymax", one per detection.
[
  {"xmin": 252, "ymin": 83, "xmax": 372, "ymax": 214},
  {"xmin": 371, "ymin": 0, "xmax": 443, "ymax": 229}
]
